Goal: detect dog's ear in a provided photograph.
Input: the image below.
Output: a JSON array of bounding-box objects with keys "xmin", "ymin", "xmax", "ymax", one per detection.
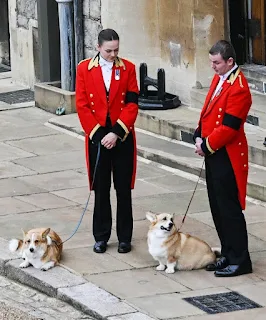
[
  {"xmin": 146, "ymin": 211, "xmax": 157, "ymax": 222},
  {"xmin": 42, "ymin": 228, "xmax": 50, "ymax": 240},
  {"xmin": 21, "ymin": 229, "xmax": 26, "ymax": 239}
]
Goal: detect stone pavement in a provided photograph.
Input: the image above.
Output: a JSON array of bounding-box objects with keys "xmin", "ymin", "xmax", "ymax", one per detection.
[
  {"xmin": 0, "ymin": 75, "xmax": 266, "ymax": 319},
  {"xmin": 0, "ymin": 275, "xmax": 94, "ymax": 319}
]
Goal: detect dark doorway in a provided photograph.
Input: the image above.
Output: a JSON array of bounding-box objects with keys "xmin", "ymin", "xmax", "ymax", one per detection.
[
  {"xmin": 228, "ymin": 0, "xmax": 266, "ymax": 65},
  {"xmin": 0, "ymin": 0, "xmax": 11, "ymax": 66}
]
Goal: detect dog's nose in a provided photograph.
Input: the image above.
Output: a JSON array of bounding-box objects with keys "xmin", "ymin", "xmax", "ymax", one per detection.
[
  {"xmin": 30, "ymin": 248, "xmax": 34, "ymax": 252},
  {"xmin": 169, "ymin": 222, "xmax": 173, "ymax": 228}
]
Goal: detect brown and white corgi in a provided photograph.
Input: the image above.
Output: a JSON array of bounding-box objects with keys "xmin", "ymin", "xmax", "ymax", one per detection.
[
  {"xmin": 9, "ymin": 228, "xmax": 63, "ymax": 271},
  {"xmin": 146, "ymin": 212, "xmax": 219, "ymax": 274}
]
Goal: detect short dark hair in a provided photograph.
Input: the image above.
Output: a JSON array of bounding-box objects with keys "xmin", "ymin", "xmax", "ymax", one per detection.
[
  {"xmin": 98, "ymin": 29, "xmax": 119, "ymax": 46},
  {"xmin": 209, "ymin": 40, "xmax": 236, "ymax": 62}
]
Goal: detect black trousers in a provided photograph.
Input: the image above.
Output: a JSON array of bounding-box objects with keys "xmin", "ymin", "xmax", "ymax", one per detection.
[
  {"xmin": 205, "ymin": 147, "xmax": 251, "ymax": 265},
  {"xmin": 89, "ymin": 130, "xmax": 134, "ymax": 243}
]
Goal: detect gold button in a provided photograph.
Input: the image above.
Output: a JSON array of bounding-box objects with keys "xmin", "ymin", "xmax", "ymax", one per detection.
[
  {"xmin": 91, "ymin": 102, "xmax": 94, "ymax": 105},
  {"xmin": 244, "ymin": 164, "xmax": 247, "ymax": 167},
  {"xmin": 122, "ymin": 92, "xmax": 125, "ymax": 96},
  {"xmin": 216, "ymin": 121, "xmax": 219, "ymax": 125},
  {"xmin": 239, "ymin": 142, "xmax": 242, "ymax": 145},
  {"xmin": 121, "ymin": 100, "xmax": 124, "ymax": 104},
  {"xmin": 90, "ymin": 94, "xmax": 93, "ymax": 98},
  {"xmin": 241, "ymin": 153, "xmax": 244, "ymax": 156},
  {"xmin": 92, "ymin": 109, "xmax": 95, "ymax": 113},
  {"xmin": 121, "ymin": 108, "xmax": 123, "ymax": 110},
  {"xmin": 219, "ymin": 108, "xmax": 222, "ymax": 112},
  {"xmin": 218, "ymin": 115, "xmax": 221, "ymax": 118}
]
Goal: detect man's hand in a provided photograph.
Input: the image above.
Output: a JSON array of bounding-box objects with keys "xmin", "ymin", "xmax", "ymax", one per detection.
[
  {"xmin": 101, "ymin": 132, "xmax": 118, "ymax": 149},
  {"xmin": 195, "ymin": 137, "xmax": 205, "ymax": 157}
]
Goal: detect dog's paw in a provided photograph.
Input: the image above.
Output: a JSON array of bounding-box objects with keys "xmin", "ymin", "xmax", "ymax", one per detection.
[
  {"xmin": 165, "ymin": 268, "xmax": 175, "ymax": 274},
  {"xmin": 156, "ymin": 264, "xmax": 166, "ymax": 271},
  {"xmin": 19, "ymin": 260, "xmax": 30, "ymax": 268},
  {"xmin": 41, "ymin": 261, "xmax": 55, "ymax": 271}
]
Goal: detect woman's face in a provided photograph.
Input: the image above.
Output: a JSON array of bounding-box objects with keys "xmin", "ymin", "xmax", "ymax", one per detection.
[{"xmin": 97, "ymin": 40, "xmax": 119, "ymax": 62}]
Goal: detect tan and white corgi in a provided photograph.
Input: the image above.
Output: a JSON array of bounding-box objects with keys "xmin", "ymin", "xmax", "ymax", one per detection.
[
  {"xmin": 9, "ymin": 228, "xmax": 63, "ymax": 271},
  {"xmin": 146, "ymin": 212, "xmax": 219, "ymax": 274}
]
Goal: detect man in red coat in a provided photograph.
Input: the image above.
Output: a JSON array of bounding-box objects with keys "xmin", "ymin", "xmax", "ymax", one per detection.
[
  {"xmin": 76, "ymin": 29, "xmax": 139, "ymax": 254},
  {"xmin": 194, "ymin": 40, "xmax": 252, "ymax": 277}
]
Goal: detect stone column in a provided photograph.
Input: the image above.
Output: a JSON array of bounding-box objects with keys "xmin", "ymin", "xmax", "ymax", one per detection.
[{"xmin": 56, "ymin": 0, "xmax": 75, "ymax": 91}]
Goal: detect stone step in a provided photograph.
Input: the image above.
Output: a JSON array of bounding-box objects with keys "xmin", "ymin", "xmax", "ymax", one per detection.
[
  {"xmin": 241, "ymin": 64, "xmax": 266, "ymax": 94},
  {"xmin": 47, "ymin": 114, "xmax": 266, "ymax": 203},
  {"xmin": 136, "ymin": 129, "xmax": 266, "ymax": 203},
  {"xmin": 190, "ymin": 87, "xmax": 266, "ymax": 128},
  {"xmin": 136, "ymin": 105, "xmax": 266, "ymax": 167}
]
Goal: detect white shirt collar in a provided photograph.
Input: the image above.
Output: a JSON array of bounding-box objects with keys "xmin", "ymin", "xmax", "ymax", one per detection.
[
  {"xmin": 99, "ymin": 55, "xmax": 114, "ymax": 69},
  {"xmin": 220, "ymin": 64, "xmax": 238, "ymax": 81}
]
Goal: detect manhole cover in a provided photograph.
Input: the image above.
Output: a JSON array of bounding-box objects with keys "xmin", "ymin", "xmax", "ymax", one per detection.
[
  {"xmin": 183, "ymin": 291, "xmax": 262, "ymax": 314},
  {"xmin": 0, "ymin": 89, "xmax": 34, "ymax": 104}
]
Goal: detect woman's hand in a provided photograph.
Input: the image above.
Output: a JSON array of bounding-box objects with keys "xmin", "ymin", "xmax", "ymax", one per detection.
[{"xmin": 101, "ymin": 132, "xmax": 119, "ymax": 149}]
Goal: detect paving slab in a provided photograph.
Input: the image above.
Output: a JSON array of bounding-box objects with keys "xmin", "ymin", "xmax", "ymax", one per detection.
[
  {"xmin": 6, "ymin": 134, "xmax": 84, "ymax": 155},
  {"xmin": 0, "ymin": 197, "xmax": 42, "ymax": 215},
  {"xmin": 13, "ymin": 150, "xmax": 86, "ymax": 174},
  {"xmin": 0, "ymin": 142, "xmax": 35, "ymax": 161},
  {"xmin": 58, "ymin": 282, "xmax": 136, "ymax": 318},
  {"xmin": 0, "ymin": 161, "xmax": 36, "ymax": 179},
  {"xmin": 62, "ymin": 246, "xmax": 133, "ymax": 275},
  {"xmin": 0, "ymin": 177, "xmax": 47, "ymax": 198},
  {"xmin": 15, "ymin": 192, "xmax": 79, "ymax": 210},
  {"xmin": 86, "ymin": 267, "xmax": 188, "ymax": 299},
  {"xmin": 18, "ymin": 170, "xmax": 88, "ymax": 191},
  {"xmin": 108, "ymin": 313, "xmax": 156, "ymax": 320}
]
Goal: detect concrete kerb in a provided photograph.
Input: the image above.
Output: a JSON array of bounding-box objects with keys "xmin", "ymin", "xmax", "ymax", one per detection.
[{"xmin": 0, "ymin": 237, "xmax": 154, "ymax": 320}]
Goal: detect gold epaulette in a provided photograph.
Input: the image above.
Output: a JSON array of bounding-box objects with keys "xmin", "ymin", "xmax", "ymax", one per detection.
[{"xmin": 78, "ymin": 58, "xmax": 90, "ymax": 65}]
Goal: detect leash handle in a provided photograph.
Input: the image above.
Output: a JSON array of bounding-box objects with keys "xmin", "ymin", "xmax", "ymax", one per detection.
[
  {"xmin": 177, "ymin": 159, "xmax": 205, "ymax": 232},
  {"xmin": 60, "ymin": 142, "xmax": 101, "ymax": 245}
]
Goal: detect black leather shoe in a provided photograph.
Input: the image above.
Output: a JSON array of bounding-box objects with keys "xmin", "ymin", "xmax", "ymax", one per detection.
[
  {"xmin": 214, "ymin": 263, "xmax": 252, "ymax": 277},
  {"xmin": 118, "ymin": 242, "xmax": 131, "ymax": 253},
  {"xmin": 205, "ymin": 256, "xmax": 228, "ymax": 271},
  {"xmin": 93, "ymin": 241, "xmax": 107, "ymax": 253}
]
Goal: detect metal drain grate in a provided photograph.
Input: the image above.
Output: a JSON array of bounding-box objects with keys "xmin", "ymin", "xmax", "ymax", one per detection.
[
  {"xmin": 183, "ymin": 291, "xmax": 262, "ymax": 314},
  {"xmin": 0, "ymin": 89, "xmax": 34, "ymax": 104}
]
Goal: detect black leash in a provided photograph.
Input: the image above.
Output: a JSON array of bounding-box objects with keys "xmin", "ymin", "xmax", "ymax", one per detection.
[
  {"xmin": 177, "ymin": 159, "xmax": 205, "ymax": 231},
  {"xmin": 59, "ymin": 142, "xmax": 101, "ymax": 245}
]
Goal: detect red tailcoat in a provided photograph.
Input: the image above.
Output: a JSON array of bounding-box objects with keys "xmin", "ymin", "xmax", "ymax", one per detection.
[
  {"xmin": 194, "ymin": 68, "xmax": 252, "ymax": 209},
  {"xmin": 75, "ymin": 55, "xmax": 139, "ymax": 189}
]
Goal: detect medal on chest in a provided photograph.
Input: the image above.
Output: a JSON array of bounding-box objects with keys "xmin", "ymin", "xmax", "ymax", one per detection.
[{"xmin": 115, "ymin": 69, "xmax": 120, "ymax": 80}]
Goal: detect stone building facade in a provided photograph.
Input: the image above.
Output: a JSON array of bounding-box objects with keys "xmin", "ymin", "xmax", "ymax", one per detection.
[{"xmin": 1, "ymin": 0, "xmax": 265, "ymax": 104}]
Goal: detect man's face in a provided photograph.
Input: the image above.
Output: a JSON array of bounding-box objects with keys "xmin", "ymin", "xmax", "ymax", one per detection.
[
  {"xmin": 209, "ymin": 53, "xmax": 234, "ymax": 76},
  {"xmin": 97, "ymin": 40, "xmax": 119, "ymax": 62}
]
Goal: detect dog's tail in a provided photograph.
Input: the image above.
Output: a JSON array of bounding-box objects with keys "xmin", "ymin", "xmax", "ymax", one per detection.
[
  {"xmin": 9, "ymin": 239, "xmax": 23, "ymax": 253},
  {"xmin": 211, "ymin": 247, "xmax": 221, "ymax": 258}
]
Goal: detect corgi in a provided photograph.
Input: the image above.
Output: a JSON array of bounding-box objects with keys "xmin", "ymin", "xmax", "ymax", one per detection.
[
  {"xmin": 146, "ymin": 212, "xmax": 220, "ymax": 274},
  {"xmin": 9, "ymin": 228, "xmax": 63, "ymax": 271}
]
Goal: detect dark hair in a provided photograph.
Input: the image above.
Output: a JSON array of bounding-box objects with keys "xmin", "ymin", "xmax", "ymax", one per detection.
[
  {"xmin": 209, "ymin": 40, "xmax": 236, "ymax": 62},
  {"xmin": 98, "ymin": 29, "xmax": 119, "ymax": 46}
]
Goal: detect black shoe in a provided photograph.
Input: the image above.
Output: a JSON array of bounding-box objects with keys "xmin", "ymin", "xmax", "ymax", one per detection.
[
  {"xmin": 93, "ymin": 241, "xmax": 107, "ymax": 253},
  {"xmin": 118, "ymin": 242, "xmax": 131, "ymax": 253},
  {"xmin": 214, "ymin": 263, "xmax": 252, "ymax": 277},
  {"xmin": 205, "ymin": 256, "xmax": 228, "ymax": 271}
]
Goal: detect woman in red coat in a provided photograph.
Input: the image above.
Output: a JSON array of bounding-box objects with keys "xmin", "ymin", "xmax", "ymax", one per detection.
[
  {"xmin": 76, "ymin": 29, "xmax": 139, "ymax": 254},
  {"xmin": 194, "ymin": 40, "xmax": 252, "ymax": 277}
]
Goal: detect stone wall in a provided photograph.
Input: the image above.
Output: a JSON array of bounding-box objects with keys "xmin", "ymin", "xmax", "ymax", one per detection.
[
  {"xmin": 9, "ymin": 0, "xmax": 39, "ymax": 87},
  {"xmin": 83, "ymin": 0, "xmax": 102, "ymax": 58},
  {"xmin": 83, "ymin": 0, "xmax": 225, "ymax": 105}
]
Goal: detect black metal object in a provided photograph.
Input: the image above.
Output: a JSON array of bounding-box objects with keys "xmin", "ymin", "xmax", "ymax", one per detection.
[
  {"xmin": 263, "ymin": 137, "xmax": 266, "ymax": 147},
  {"xmin": 183, "ymin": 291, "xmax": 262, "ymax": 314},
  {"xmin": 0, "ymin": 89, "xmax": 34, "ymax": 104},
  {"xmin": 246, "ymin": 114, "xmax": 259, "ymax": 126},
  {"xmin": 138, "ymin": 63, "xmax": 181, "ymax": 110}
]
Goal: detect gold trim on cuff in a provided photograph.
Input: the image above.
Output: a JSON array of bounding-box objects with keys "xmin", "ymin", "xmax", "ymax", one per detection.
[
  {"xmin": 89, "ymin": 124, "xmax": 100, "ymax": 140},
  {"xmin": 117, "ymin": 119, "xmax": 129, "ymax": 141},
  {"xmin": 206, "ymin": 137, "xmax": 215, "ymax": 154}
]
